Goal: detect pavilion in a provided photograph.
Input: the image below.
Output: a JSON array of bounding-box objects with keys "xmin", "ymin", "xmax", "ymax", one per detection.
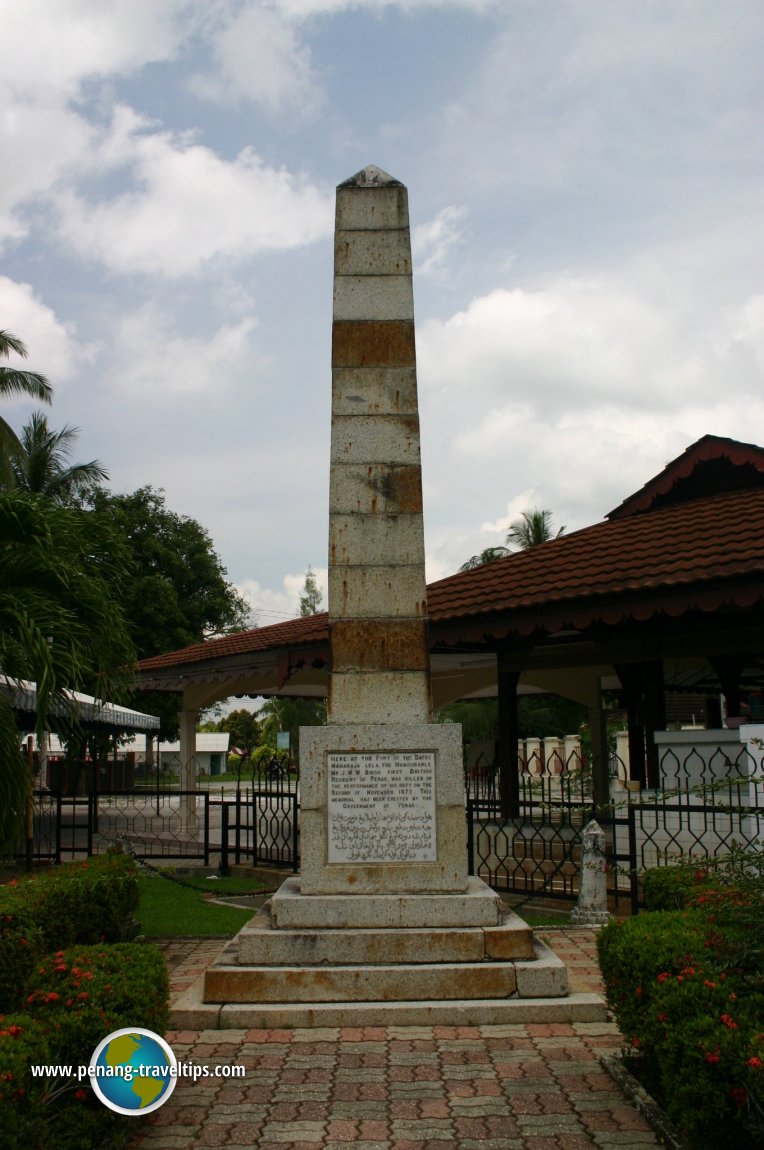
[{"xmin": 136, "ymin": 434, "xmax": 764, "ymax": 808}]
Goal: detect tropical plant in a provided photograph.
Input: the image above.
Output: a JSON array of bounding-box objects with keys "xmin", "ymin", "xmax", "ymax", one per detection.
[
  {"xmin": 506, "ymin": 508, "xmax": 565, "ymax": 550},
  {"xmin": 459, "ymin": 546, "xmax": 511, "ymax": 572},
  {"xmin": 0, "ymin": 492, "xmax": 135, "ymax": 854},
  {"xmin": 10, "ymin": 412, "xmax": 108, "ymax": 505},
  {"xmin": 0, "ymin": 330, "xmax": 52, "ymax": 480}
]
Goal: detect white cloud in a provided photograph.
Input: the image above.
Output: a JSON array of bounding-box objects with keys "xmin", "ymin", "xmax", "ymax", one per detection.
[
  {"xmin": 53, "ymin": 109, "xmax": 333, "ymax": 276},
  {"xmin": 413, "ymin": 205, "xmax": 467, "ymax": 277},
  {"xmin": 2, "ymin": 0, "xmax": 193, "ymax": 101},
  {"xmin": 0, "ymin": 277, "xmax": 85, "ymax": 387},
  {"xmin": 108, "ymin": 304, "xmax": 260, "ymax": 399},
  {"xmin": 192, "ymin": 5, "xmax": 317, "ymax": 112},
  {"xmin": 237, "ymin": 566, "xmax": 327, "ymax": 625}
]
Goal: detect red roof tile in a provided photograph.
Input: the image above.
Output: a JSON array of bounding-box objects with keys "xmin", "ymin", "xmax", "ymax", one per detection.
[{"xmin": 137, "ymin": 485, "xmax": 764, "ymax": 673}]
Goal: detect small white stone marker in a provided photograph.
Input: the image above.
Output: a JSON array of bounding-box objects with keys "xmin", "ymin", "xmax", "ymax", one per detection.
[{"xmin": 571, "ymin": 819, "xmax": 612, "ymax": 925}]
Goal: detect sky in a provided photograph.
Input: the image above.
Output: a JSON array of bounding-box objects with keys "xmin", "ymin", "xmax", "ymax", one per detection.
[{"xmin": 2, "ymin": 0, "xmax": 763, "ymax": 631}]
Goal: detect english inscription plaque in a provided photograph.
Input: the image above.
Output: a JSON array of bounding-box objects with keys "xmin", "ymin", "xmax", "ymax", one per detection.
[{"xmin": 327, "ymin": 751, "xmax": 436, "ymax": 863}]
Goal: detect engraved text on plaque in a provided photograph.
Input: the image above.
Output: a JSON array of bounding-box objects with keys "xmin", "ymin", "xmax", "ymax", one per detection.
[{"xmin": 327, "ymin": 751, "xmax": 436, "ymax": 863}]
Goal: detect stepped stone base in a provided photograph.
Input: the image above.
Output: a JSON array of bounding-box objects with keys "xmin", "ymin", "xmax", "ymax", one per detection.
[{"xmin": 189, "ymin": 875, "xmax": 607, "ymax": 1029}]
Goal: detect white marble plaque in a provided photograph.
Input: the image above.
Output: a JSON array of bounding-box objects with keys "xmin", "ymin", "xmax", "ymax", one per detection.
[{"xmin": 327, "ymin": 751, "xmax": 436, "ymax": 863}]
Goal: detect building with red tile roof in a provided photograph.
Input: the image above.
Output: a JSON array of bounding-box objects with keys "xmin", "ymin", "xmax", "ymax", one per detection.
[{"xmin": 137, "ymin": 435, "xmax": 764, "ymax": 797}]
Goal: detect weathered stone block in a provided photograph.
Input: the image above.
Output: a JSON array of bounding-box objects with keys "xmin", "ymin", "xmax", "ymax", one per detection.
[
  {"xmin": 237, "ymin": 914, "xmax": 487, "ymax": 966},
  {"xmin": 330, "ymin": 414, "xmax": 421, "ymax": 466},
  {"xmin": 333, "ymin": 275, "xmax": 413, "ymax": 322},
  {"xmin": 329, "ymin": 462, "xmax": 423, "ymax": 514},
  {"xmin": 330, "ymin": 619, "xmax": 429, "ymax": 672},
  {"xmin": 335, "ymin": 186, "xmax": 409, "ymax": 231},
  {"xmin": 332, "ymin": 321, "xmax": 415, "ymax": 368},
  {"xmin": 483, "ymin": 910, "xmax": 535, "ymax": 960},
  {"xmin": 328, "ymin": 565, "xmax": 427, "ymax": 619},
  {"xmin": 334, "ymin": 230, "xmax": 412, "ymax": 276},
  {"xmin": 329, "ymin": 511, "xmax": 425, "ymax": 565},
  {"xmin": 204, "ymin": 959, "xmax": 516, "ymax": 1004},
  {"xmin": 332, "ymin": 368, "xmax": 419, "ymax": 417},
  {"xmin": 514, "ymin": 939, "xmax": 570, "ymax": 998},
  {"xmin": 328, "ymin": 670, "xmax": 431, "ymax": 723},
  {"xmin": 269, "ymin": 876, "xmax": 501, "ymax": 929}
]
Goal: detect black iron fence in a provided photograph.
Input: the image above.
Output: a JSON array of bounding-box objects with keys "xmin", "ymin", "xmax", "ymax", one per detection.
[
  {"xmin": 24, "ymin": 741, "xmax": 764, "ymax": 913},
  {"xmin": 27, "ymin": 775, "xmax": 298, "ymax": 871},
  {"xmin": 466, "ymin": 739, "xmax": 764, "ymax": 911}
]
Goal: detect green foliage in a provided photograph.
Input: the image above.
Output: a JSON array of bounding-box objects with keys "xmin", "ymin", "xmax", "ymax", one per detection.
[
  {"xmin": 259, "ymin": 696, "xmax": 326, "ymax": 761},
  {"xmin": 643, "ymin": 862, "xmax": 713, "ymax": 910},
  {"xmin": 0, "ymin": 943, "xmax": 168, "ymax": 1150},
  {"xmin": 10, "ymin": 412, "xmax": 109, "ymax": 506},
  {"xmin": 0, "ymin": 492, "xmax": 135, "ymax": 853},
  {"xmin": 598, "ymin": 857, "xmax": 764, "ymax": 1149},
  {"xmin": 90, "ymin": 486, "xmax": 251, "ymax": 737},
  {"xmin": 25, "ymin": 941, "xmax": 168, "ymax": 1048},
  {"xmin": 299, "ymin": 565, "xmax": 323, "ymax": 615},
  {"xmin": 217, "ymin": 708, "xmax": 260, "ymax": 759},
  {"xmin": 0, "ymin": 1013, "xmax": 52, "ymax": 1150},
  {"xmin": 506, "ymin": 508, "xmax": 565, "ymax": 550},
  {"xmin": 0, "ymin": 855, "xmax": 140, "ymax": 1009},
  {"xmin": 0, "ymin": 329, "xmax": 52, "ymax": 482}
]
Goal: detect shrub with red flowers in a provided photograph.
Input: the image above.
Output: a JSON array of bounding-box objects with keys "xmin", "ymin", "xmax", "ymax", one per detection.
[{"xmin": 598, "ymin": 849, "xmax": 764, "ymax": 1150}]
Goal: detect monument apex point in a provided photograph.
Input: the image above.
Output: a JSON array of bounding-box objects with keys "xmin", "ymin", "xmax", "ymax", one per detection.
[{"xmin": 339, "ymin": 164, "xmax": 403, "ymax": 189}]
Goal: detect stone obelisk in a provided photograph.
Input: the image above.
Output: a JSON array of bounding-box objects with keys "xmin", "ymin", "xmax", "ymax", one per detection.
[
  {"xmin": 297, "ymin": 165, "xmax": 474, "ymax": 899},
  {"xmin": 197, "ymin": 168, "xmax": 593, "ymax": 1027}
]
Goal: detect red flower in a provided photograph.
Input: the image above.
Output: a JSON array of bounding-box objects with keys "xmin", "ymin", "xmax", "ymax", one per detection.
[
  {"xmin": 706, "ymin": 1051, "xmax": 721, "ymax": 1063},
  {"xmin": 657, "ymin": 972, "xmax": 670, "ymax": 984},
  {"xmin": 729, "ymin": 1086, "xmax": 747, "ymax": 1109},
  {"xmin": 44, "ymin": 992, "xmax": 60, "ymax": 1004},
  {"xmin": 747, "ymin": 1057, "xmax": 763, "ymax": 1070},
  {"xmin": 74, "ymin": 1088, "xmax": 87, "ymax": 1101},
  {"xmin": 7, "ymin": 1026, "xmax": 22, "ymax": 1038},
  {"xmin": 635, "ymin": 986, "xmax": 643, "ymax": 997},
  {"xmin": 721, "ymin": 1014, "xmax": 739, "ymax": 1030}
]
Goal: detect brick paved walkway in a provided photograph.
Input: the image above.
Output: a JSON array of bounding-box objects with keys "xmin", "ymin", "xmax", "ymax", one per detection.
[{"xmin": 127, "ymin": 929, "xmax": 660, "ymax": 1150}]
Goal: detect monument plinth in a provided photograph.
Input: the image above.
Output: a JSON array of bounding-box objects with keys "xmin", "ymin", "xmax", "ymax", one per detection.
[{"xmin": 191, "ymin": 167, "xmax": 605, "ymax": 1028}]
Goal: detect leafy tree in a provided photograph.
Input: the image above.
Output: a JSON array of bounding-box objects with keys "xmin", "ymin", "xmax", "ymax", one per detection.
[
  {"xmin": 90, "ymin": 486, "xmax": 250, "ymax": 738},
  {"xmin": 459, "ymin": 546, "xmax": 511, "ymax": 572},
  {"xmin": 506, "ymin": 509, "xmax": 565, "ymax": 551},
  {"xmin": 299, "ymin": 566, "xmax": 323, "ymax": 615},
  {"xmin": 218, "ymin": 708, "xmax": 260, "ymax": 761},
  {"xmin": 259, "ymin": 696, "xmax": 326, "ymax": 763},
  {"xmin": 0, "ymin": 491, "xmax": 135, "ymax": 853},
  {"xmin": 10, "ymin": 412, "xmax": 108, "ymax": 505},
  {"xmin": 0, "ymin": 330, "xmax": 52, "ymax": 480}
]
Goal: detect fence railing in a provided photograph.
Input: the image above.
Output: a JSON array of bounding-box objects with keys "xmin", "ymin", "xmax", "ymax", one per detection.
[{"xmin": 23, "ymin": 740, "xmax": 764, "ymax": 912}]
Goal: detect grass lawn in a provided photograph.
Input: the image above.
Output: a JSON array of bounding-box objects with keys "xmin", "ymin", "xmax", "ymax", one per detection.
[{"xmin": 136, "ymin": 872, "xmax": 264, "ymax": 937}]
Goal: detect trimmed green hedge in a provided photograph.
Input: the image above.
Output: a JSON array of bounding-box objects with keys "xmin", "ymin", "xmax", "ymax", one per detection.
[
  {"xmin": 0, "ymin": 856, "xmax": 167, "ymax": 1150},
  {"xmin": 1, "ymin": 943, "xmax": 168, "ymax": 1150},
  {"xmin": 598, "ymin": 860, "xmax": 764, "ymax": 1150},
  {"xmin": 0, "ymin": 854, "xmax": 139, "ymax": 1011}
]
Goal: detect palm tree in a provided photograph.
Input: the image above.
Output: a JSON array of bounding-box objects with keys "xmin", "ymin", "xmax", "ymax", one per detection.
[
  {"xmin": 459, "ymin": 546, "xmax": 511, "ymax": 572},
  {"xmin": 506, "ymin": 509, "xmax": 565, "ymax": 551},
  {"xmin": 11, "ymin": 412, "xmax": 109, "ymax": 506},
  {"xmin": 0, "ymin": 331, "xmax": 52, "ymax": 479},
  {"xmin": 0, "ymin": 491, "xmax": 135, "ymax": 854}
]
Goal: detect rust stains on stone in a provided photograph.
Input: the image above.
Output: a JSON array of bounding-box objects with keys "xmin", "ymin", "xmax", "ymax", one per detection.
[
  {"xmin": 332, "ymin": 321, "xmax": 415, "ymax": 367},
  {"xmin": 364, "ymin": 465, "xmax": 423, "ymax": 514},
  {"xmin": 330, "ymin": 619, "xmax": 429, "ymax": 672}
]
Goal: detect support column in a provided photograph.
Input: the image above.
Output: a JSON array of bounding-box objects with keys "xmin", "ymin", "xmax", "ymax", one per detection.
[
  {"xmin": 496, "ymin": 663, "xmax": 521, "ymax": 819},
  {"xmin": 615, "ymin": 663, "xmax": 646, "ymax": 788},
  {"xmin": 587, "ymin": 699, "xmax": 610, "ymax": 813},
  {"xmin": 179, "ymin": 708, "xmax": 198, "ymax": 829}
]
